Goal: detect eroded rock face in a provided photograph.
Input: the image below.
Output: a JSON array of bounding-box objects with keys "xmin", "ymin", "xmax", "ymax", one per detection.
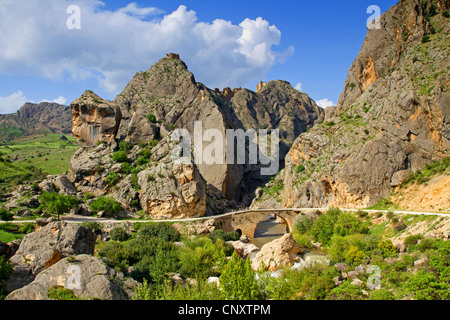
[
  {"xmin": 137, "ymin": 157, "xmax": 206, "ymax": 219},
  {"xmin": 5, "ymin": 222, "xmax": 96, "ymax": 292},
  {"xmin": 5, "ymin": 255, "xmax": 137, "ymax": 300},
  {"xmin": 71, "ymin": 90, "xmax": 122, "ymax": 147},
  {"xmin": 283, "ymin": 0, "xmax": 450, "ymax": 209},
  {"xmin": 251, "ymin": 234, "xmax": 303, "ymax": 271},
  {"xmin": 67, "ymin": 54, "xmax": 324, "ymax": 217}
]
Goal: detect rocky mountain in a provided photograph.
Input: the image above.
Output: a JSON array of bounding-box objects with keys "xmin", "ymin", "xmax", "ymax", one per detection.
[
  {"xmin": 0, "ymin": 102, "xmax": 72, "ymax": 141},
  {"xmin": 280, "ymin": 0, "xmax": 449, "ymax": 209},
  {"xmin": 69, "ymin": 53, "xmax": 323, "ymax": 218}
]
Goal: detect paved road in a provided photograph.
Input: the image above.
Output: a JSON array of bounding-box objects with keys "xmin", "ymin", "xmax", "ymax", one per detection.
[{"xmin": 1, "ymin": 208, "xmax": 448, "ymax": 225}]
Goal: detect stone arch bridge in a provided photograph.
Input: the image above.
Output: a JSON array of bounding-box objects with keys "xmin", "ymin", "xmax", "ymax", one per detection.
[{"xmin": 213, "ymin": 208, "xmax": 326, "ymax": 239}]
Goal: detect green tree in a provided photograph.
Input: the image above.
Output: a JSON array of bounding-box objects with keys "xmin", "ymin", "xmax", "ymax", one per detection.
[
  {"xmin": 309, "ymin": 208, "xmax": 341, "ymax": 246},
  {"xmin": 89, "ymin": 196, "xmax": 122, "ymax": 216},
  {"xmin": 39, "ymin": 192, "xmax": 79, "ymax": 219},
  {"xmin": 219, "ymin": 252, "xmax": 259, "ymax": 300}
]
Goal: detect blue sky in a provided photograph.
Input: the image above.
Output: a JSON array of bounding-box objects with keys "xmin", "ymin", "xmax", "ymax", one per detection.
[{"xmin": 0, "ymin": 0, "xmax": 398, "ymax": 114}]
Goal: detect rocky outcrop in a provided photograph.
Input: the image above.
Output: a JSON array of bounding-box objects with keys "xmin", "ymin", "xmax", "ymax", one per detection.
[
  {"xmin": 5, "ymin": 221, "xmax": 96, "ymax": 292},
  {"xmin": 137, "ymin": 158, "xmax": 206, "ymax": 219},
  {"xmin": 251, "ymin": 234, "xmax": 303, "ymax": 271},
  {"xmin": 283, "ymin": 0, "xmax": 450, "ymax": 209},
  {"xmin": 6, "ymin": 255, "xmax": 137, "ymax": 300},
  {"xmin": 38, "ymin": 174, "xmax": 77, "ymax": 196},
  {"xmin": 71, "ymin": 90, "xmax": 122, "ymax": 147},
  {"xmin": 0, "ymin": 102, "xmax": 72, "ymax": 142},
  {"xmin": 67, "ymin": 53, "xmax": 323, "ymax": 218},
  {"xmin": 16, "ymin": 102, "xmax": 72, "ymax": 134}
]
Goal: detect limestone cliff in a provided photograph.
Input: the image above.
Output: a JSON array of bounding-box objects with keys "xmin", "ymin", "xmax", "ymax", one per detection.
[
  {"xmin": 283, "ymin": 0, "xmax": 450, "ymax": 209},
  {"xmin": 68, "ymin": 54, "xmax": 323, "ymax": 218}
]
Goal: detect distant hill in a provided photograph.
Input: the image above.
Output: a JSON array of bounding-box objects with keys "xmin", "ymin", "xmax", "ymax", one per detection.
[{"xmin": 0, "ymin": 102, "xmax": 72, "ymax": 142}]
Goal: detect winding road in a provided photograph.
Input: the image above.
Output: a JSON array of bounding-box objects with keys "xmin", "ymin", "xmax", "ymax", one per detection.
[{"xmin": 1, "ymin": 208, "xmax": 448, "ymax": 225}]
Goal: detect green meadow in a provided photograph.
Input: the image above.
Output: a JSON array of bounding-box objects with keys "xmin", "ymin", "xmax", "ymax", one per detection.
[{"xmin": 0, "ymin": 134, "xmax": 79, "ymax": 190}]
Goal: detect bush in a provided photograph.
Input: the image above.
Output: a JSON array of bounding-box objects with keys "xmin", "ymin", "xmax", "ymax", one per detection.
[
  {"xmin": 443, "ymin": 10, "xmax": 450, "ymax": 18},
  {"xmin": 404, "ymin": 270, "xmax": 449, "ymax": 300},
  {"xmin": 138, "ymin": 223, "xmax": 180, "ymax": 242},
  {"xmin": 377, "ymin": 240, "xmax": 398, "ymax": 258},
  {"xmin": 219, "ymin": 252, "xmax": 260, "ymax": 300},
  {"xmin": 296, "ymin": 165, "xmax": 305, "ymax": 173},
  {"xmin": 110, "ymin": 227, "xmax": 130, "ymax": 242},
  {"xmin": 89, "ymin": 196, "xmax": 122, "ymax": 216},
  {"xmin": 146, "ymin": 114, "xmax": 157, "ymax": 123},
  {"xmin": 333, "ymin": 213, "xmax": 369, "ymax": 237},
  {"xmin": 326, "ymin": 281, "xmax": 363, "ymax": 300},
  {"xmin": 112, "ymin": 151, "xmax": 128, "ymax": 163},
  {"xmin": 422, "ymin": 35, "xmax": 431, "ymax": 43},
  {"xmin": 80, "ymin": 221, "xmax": 103, "ymax": 235},
  {"xmin": 0, "ymin": 208, "xmax": 13, "ymax": 221},
  {"xmin": 105, "ymin": 172, "xmax": 120, "ymax": 186},
  {"xmin": 368, "ymin": 289, "xmax": 396, "ymax": 300},
  {"xmin": 294, "ymin": 215, "xmax": 314, "ymax": 234},
  {"xmin": 209, "ymin": 229, "xmax": 240, "ymax": 242},
  {"xmin": 309, "ymin": 208, "xmax": 341, "ymax": 246},
  {"xmin": 118, "ymin": 141, "xmax": 133, "ymax": 152}
]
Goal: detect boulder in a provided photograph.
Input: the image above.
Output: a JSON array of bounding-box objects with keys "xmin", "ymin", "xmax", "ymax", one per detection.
[
  {"xmin": 251, "ymin": 234, "xmax": 303, "ymax": 271},
  {"xmin": 5, "ymin": 221, "xmax": 96, "ymax": 292},
  {"xmin": 53, "ymin": 175, "xmax": 77, "ymax": 196},
  {"xmin": 71, "ymin": 90, "xmax": 122, "ymax": 147},
  {"xmin": 226, "ymin": 241, "xmax": 260, "ymax": 259},
  {"xmin": 137, "ymin": 159, "xmax": 206, "ymax": 219},
  {"xmin": 5, "ymin": 255, "xmax": 137, "ymax": 300}
]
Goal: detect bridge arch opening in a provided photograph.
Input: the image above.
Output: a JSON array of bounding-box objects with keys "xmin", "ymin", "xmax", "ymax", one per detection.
[{"xmin": 250, "ymin": 214, "xmax": 289, "ymax": 248}]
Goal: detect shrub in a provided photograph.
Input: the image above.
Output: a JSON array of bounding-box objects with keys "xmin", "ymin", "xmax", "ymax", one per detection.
[
  {"xmin": 377, "ymin": 240, "xmax": 398, "ymax": 258},
  {"xmin": 0, "ymin": 208, "xmax": 13, "ymax": 221},
  {"xmin": 443, "ymin": 10, "xmax": 450, "ymax": 18},
  {"xmin": 146, "ymin": 114, "xmax": 157, "ymax": 123},
  {"xmin": 110, "ymin": 227, "xmax": 130, "ymax": 242},
  {"xmin": 112, "ymin": 151, "xmax": 128, "ymax": 163},
  {"xmin": 296, "ymin": 165, "xmax": 305, "ymax": 173},
  {"xmin": 138, "ymin": 223, "xmax": 180, "ymax": 242},
  {"xmin": 89, "ymin": 196, "xmax": 122, "ymax": 216},
  {"xmin": 118, "ymin": 141, "xmax": 133, "ymax": 152},
  {"xmin": 404, "ymin": 270, "xmax": 449, "ymax": 300},
  {"xmin": 308, "ymin": 208, "xmax": 341, "ymax": 246},
  {"xmin": 404, "ymin": 234, "xmax": 423, "ymax": 250},
  {"xmin": 209, "ymin": 229, "xmax": 240, "ymax": 242},
  {"xmin": 422, "ymin": 35, "xmax": 431, "ymax": 43},
  {"xmin": 368, "ymin": 289, "xmax": 396, "ymax": 300},
  {"xmin": 294, "ymin": 215, "xmax": 314, "ymax": 234},
  {"xmin": 348, "ymin": 82, "xmax": 357, "ymax": 88},
  {"xmin": 47, "ymin": 286, "xmax": 81, "ymax": 300},
  {"xmin": 219, "ymin": 252, "xmax": 260, "ymax": 300},
  {"xmin": 333, "ymin": 213, "xmax": 369, "ymax": 237},
  {"xmin": 121, "ymin": 162, "xmax": 132, "ymax": 175},
  {"xmin": 105, "ymin": 171, "xmax": 120, "ymax": 185},
  {"xmin": 326, "ymin": 281, "xmax": 363, "ymax": 300},
  {"xmin": 80, "ymin": 221, "xmax": 103, "ymax": 235}
]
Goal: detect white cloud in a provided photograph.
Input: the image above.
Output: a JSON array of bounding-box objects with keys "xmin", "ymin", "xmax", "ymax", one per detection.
[
  {"xmin": 294, "ymin": 82, "xmax": 303, "ymax": 92},
  {"xmin": 40, "ymin": 96, "xmax": 67, "ymax": 105},
  {"xmin": 0, "ymin": 91, "xmax": 28, "ymax": 114},
  {"xmin": 0, "ymin": 1, "xmax": 293, "ymax": 95},
  {"xmin": 316, "ymin": 98, "xmax": 335, "ymax": 108},
  {"xmin": 0, "ymin": 91, "xmax": 68, "ymax": 115}
]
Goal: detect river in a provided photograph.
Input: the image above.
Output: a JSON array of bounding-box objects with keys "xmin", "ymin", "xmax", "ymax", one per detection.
[{"xmin": 249, "ymin": 217, "xmax": 329, "ymax": 271}]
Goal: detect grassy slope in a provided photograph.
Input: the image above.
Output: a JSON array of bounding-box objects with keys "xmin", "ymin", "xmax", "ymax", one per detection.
[{"xmin": 0, "ymin": 134, "xmax": 79, "ymax": 190}]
